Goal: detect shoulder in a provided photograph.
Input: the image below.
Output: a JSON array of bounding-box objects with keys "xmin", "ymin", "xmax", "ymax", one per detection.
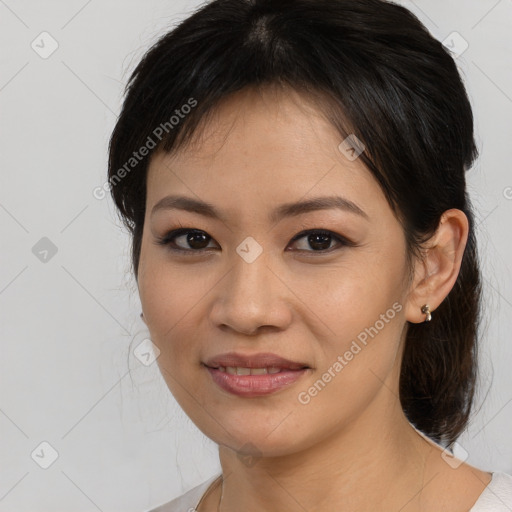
[
  {"xmin": 470, "ymin": 471, "xmax": 512, "ymax": 512},
  {"xmin": 144, "ymin": 474, "xmax": 222, "ymax": 512}
]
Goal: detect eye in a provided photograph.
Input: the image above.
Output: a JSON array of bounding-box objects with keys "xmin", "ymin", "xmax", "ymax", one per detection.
[
  {"xmin": 155, "ymin": 227, "xmax": 353, "ymax": 254},
  {"xmin": 155, "ymin": 228, "xmax": 218, "ymax": 252},
  {"xmin": 288, "ymin": 229, "xmax": 352, "ymax": 253}
]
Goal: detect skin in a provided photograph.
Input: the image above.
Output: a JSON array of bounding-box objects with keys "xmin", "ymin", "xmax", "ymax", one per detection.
[{"xmin": 138, "ymin": 85, "xmax": 491, "ymax": 511}]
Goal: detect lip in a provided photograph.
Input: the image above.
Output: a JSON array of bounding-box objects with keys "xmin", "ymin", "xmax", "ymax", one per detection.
[
  {"xmin": 204, "ymin": 352, "xmax": 309, "ymax": 370},
  {"xmin": 203, "ymin": 352, "xmax": 311, "ymax": 397},
  {"xmin": 205, "ymin": 366, "xmax": 309, "ymax": 397}
]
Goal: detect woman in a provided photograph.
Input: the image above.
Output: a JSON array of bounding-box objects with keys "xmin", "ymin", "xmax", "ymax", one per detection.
[{"xmin": 108, "ymin": 0, "xmax": 512, "ymax": 510}]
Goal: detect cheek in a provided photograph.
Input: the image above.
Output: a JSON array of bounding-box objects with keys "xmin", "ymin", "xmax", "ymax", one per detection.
[
  {"xmin": 291, "ymin": 286, "xmax": 405, "ymax": 440},
  {"xmin": 139, "ymin": 247, "xmax": 204, "ymax": 328},
  {"xmin": 291, "ymin": 252, "xmax": 406, "ymax": 394},
  {"xmin": 139, "ymin": 265, "xmax": 207, "ymax": 407},
  {"xmin": 289, "ymin": 249, "xmax": 405, "ymax": 339},
  {"xmin": 138, "ymin": 255, "xmax": 201, "ymax": 363}
]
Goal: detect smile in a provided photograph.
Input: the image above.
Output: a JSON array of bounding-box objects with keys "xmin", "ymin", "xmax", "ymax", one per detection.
[
  {"xmin": 216, "ymin": 366, "xmax": 286, "ymax": 375},
  {"xmin": 203, "ymin": 366, "xmax": 310, "ymax": 397}
]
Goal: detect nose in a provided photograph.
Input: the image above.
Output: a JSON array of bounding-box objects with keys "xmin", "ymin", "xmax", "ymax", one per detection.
[{"xmin": 209, "ymin": 249, "xmax": 293, "ymax": 336}]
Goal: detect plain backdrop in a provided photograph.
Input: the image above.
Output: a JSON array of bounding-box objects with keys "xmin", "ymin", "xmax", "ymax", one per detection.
[{"xmin": 1, "ymin": 0, "xmax": 511, "ymax": 510}]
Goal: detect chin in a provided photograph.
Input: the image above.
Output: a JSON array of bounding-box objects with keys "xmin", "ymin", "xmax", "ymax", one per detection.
[{"xmin": 203, "ymin": 417, "xmax": 310, "ymax": 456}]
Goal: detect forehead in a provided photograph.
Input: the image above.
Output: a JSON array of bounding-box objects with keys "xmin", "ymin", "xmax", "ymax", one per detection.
[
  {"xmin": 155, "ymin": 87, "xmax": 337, "ymax": 163},
  {"xmin": 145, "ymin": 86, "xmax": 385, "ymax": 222}
]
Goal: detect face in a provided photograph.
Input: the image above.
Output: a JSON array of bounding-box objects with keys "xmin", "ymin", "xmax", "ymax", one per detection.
[{"xmin": 138, "ymin": 86, "xmax": 414, "ymax": 457}]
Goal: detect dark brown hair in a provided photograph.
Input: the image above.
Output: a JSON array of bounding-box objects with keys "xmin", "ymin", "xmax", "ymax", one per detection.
[{"xmin": 108, "ymin": 0, "xmax": 481, "ymax": 447}]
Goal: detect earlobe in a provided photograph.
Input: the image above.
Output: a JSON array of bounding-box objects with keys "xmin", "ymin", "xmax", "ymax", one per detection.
[
  {"xmin": 404, "ymin": 209, "xmax": 469, "ymax": 324},
  {"xmin": 420, "ymin": 304, "xmax": 432, "ymax": 322},
  {"xmin": 404, "ymin": 255, "xmax": 436, "ymax": 324}
]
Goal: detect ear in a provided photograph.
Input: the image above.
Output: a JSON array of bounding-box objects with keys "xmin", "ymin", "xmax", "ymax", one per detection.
[{"xmin": 404, "ymin": 209, "xmax": 469, "ymax": 324}]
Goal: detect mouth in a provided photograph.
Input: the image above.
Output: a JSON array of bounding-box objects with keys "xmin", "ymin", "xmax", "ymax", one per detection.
[
  {"xmin": 204, "ymin": 351, "xmax": 310, "ymax": 370},
  {"xmin": 203, "ymin": 352, "xmax": 311, "ymax": 397},
  {"xmin": 209, "ymin": 366, "xmax": 302, "ymax": 375}
]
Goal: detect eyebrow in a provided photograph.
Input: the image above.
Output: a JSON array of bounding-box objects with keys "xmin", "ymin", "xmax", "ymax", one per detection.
[{"xmin": 151, "ymin": 194, "xmax": 369, "ymax": 223}]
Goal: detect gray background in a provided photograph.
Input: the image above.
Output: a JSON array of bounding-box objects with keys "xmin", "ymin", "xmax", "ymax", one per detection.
[{"xmin": 1, "ymin": 0, "xmax": 511, "ymax": 510}]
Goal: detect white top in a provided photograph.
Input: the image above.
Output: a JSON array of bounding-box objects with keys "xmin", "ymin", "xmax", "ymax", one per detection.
[{"xmin": 146, "ymin": 471, "xmax": 512, "ymax": 511}]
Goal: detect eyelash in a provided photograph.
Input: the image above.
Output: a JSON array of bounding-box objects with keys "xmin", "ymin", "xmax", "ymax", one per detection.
[{"xmin": 154, "ymin": 227, "xmax": 355, "ymax": 255}]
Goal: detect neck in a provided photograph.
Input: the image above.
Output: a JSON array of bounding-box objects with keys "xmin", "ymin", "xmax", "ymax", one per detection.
[{"xmin": 216, "ymin": 398, "xmax": 436, "ymax": 512}]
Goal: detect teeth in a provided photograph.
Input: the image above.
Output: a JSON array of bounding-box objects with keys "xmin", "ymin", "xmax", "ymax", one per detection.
[
  {"xmin": 250, "ymin": 368, "xmax": 268, "ymax": 375},
  {"xmin": 218, "ymin": 366, "xmax": 284, "ymax": 375}
]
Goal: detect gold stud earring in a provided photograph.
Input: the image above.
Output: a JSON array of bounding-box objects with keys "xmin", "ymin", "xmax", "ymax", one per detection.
[{"xmin": 421, "ymin": 304, "xmax": 432, "ymax": 322}]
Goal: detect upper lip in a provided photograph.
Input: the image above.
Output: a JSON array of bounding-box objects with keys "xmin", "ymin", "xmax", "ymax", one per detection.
[{"xmin": 204, "ymin": 352, "xmax": 310, "ymax": 370}]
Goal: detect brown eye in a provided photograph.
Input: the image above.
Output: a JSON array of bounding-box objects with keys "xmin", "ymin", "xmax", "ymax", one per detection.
[
  {"xmin": 289, "ymin": 229, "xmax": 353, "ymax": 253},
  {"xmin": 155, "ymin": 228, "xmax": 354, "ymax": 255},
  {"xmin": 155, "ymin": 229, "xmax": 218, "ymax": 252}
]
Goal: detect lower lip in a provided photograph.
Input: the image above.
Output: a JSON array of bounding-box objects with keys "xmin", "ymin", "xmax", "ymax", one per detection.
[{"xmin": 205, "ymin": 366, "xmax": 309, "ymax": 397}]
